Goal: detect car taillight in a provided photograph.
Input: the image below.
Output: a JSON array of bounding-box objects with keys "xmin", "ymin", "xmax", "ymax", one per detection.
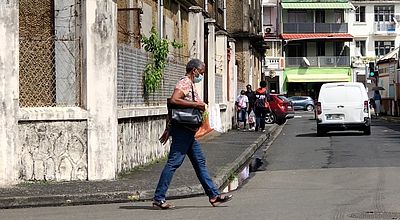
[
  {"xmin": 316, "ymin": 102, "xmax": 322, "ymax": 115},
  {"xmin": 278, "ymin": 102, "xmax": 286, "ymax": 110},
  {"xmin": 364, "ymin": 100, "xmax": 369, "ymax": 113}
]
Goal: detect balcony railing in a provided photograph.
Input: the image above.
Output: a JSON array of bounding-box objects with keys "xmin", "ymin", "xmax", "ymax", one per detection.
[
  {"xmin": 286, "ymin": 56, "xmax": 350, "ymax": 67},
  {"xmin": 374, "ymin": 22, "xmax": 396, "ymax": 33},
  {"xmin": 264, "ymin": 57, "xmax": 284, "ymax": 70},
  {"xmin": 283, "ymin": 23, "xmax": 348, "ymax": 33}
]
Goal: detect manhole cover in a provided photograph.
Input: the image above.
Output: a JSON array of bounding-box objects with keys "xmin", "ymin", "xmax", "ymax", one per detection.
[{"xmin": 349, "ymin": 211, "xmax": 400, "ymax": 219}]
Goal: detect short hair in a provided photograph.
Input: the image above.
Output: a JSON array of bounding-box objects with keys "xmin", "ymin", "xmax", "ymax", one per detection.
[
  {"xmin": 186, "ymin": 59, "xmax": 205, "ymax": 73},
  {"xmin": 259, "ymin": 81, "xmax": 267, "ymax": 88},
  {"xmin": 246, "ymin": 84, "xmax": 252, "ymax": 88}
]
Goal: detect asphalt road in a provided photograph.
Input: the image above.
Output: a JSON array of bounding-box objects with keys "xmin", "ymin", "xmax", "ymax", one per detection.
[{"xmin": 1, "ymin": 112, "xmax": 400, "ymax": 220}]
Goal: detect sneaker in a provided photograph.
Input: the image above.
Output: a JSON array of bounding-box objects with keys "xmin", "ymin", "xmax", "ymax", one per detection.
[{"xmin": 262, "ymin": 129, "xmax": 266, "ymax": 132}]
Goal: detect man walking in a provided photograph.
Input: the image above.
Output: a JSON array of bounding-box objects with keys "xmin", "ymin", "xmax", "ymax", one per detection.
[
  {"xmin": 245, "ymin": 84, "xmax": 256, "ymax": 130},
  {"xmin": 254, "ymin": 81, "xmax": 269, "ymax": 132}
]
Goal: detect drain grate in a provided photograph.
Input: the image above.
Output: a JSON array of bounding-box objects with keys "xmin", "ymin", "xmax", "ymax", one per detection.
[{"xmin": 349, "ymin": 211, "xmax": 400, "ymax": 219}]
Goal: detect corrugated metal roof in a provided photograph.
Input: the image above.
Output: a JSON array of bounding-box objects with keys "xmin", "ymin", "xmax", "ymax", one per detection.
[
  {"xmin": 378, "ymin": 47, "xmax": 399, "ymax": 63},
  {"xmin": 281, "ymin": 2, "xmax": 354, "ymax": 9},
  {"xmin": 281, "ymin": 33, "xmax": 353, "ymax": 41}
]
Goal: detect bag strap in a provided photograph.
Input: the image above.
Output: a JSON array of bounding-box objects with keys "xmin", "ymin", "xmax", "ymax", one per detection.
[{"xmin": 191, "ymin": 84, "xmax": 195, "ymax": 102}]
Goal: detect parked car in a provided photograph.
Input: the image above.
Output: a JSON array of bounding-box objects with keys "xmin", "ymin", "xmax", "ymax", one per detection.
[
  {"xmin": 316, "ymin": 82, "xmax": 371, "ymax": 136},
  {"xmin": 265, "ymin": 94, "xmax": 295, "ymax": 125},
  {"xmin": 288, "ymin": 96, "xmax": 315, "ymax": 111}
]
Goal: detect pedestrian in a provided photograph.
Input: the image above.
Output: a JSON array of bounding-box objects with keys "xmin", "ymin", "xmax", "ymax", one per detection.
[
  {"xmin": 155, "ymin": 58, "xmax": 232, "ymax": 209},
  {"xmin": 254, "ymin": 81, "xmax": 269, "ymax": 132},
  {"xmin": 235, "ymin": 90, "xmax": 249, "ymax": 129},
  {"xmin": 245, "ymin": 84, "xmax": 256, "ymax": 130},
  {"xmin": 373, "ymin": 90, "xmax": 381, "ymax": 117},
  {"xmin": 369, "ymin": 97, "xmax": 376, "ymax": 116}
]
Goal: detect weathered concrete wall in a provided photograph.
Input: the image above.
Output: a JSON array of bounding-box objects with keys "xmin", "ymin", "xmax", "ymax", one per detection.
[
  {"xmin": 226, "ymin": 0, "xmax": 244, "ymax": 33},
  {"xmin": 18, "ymin": 121, "xmax": 88, "ymax": 181},
  {"xmin": 117, "ymin": 116, "xmax": 169, "ymax": 173},
  {"xmin": 0, "ymin": 1, "xmax": 19, "ymax": 186},
  {"xmin": 82, "ymin": 0, "xmax": 118, "ymax": 180}
]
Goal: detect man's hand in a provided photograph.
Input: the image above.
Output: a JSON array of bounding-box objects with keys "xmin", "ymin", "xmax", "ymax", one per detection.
[{"xmin": 159, "ymin": 129, "xmax": 170, "ymax": 145}]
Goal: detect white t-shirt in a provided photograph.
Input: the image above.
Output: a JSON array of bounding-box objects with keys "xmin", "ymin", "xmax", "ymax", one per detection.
[{"xmin": 236, "ymin": 95, "xmax": 249, "ymax": 108}]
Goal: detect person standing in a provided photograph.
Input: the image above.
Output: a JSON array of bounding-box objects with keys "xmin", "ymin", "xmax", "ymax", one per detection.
[
  {"xmin": 235, "ymin": 90, "xmax": 249, "ymax": 129},
  {"xmin": 254, "ymin": 81, "xmax": 269, "ymax": 132},
  {"xmin": 245, "ymin": 84, "xmax": 256, "ymax": 130},
  {"xmin": 373, "ymin": 90, "xmax": 381, "ymax": 117},
  {"xmin": 155, "ymin": 59, "xmax": 232, "ymax": 209}
]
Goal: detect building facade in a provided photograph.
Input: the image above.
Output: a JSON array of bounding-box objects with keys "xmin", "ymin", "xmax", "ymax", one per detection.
[
  {"xmin": 226, "ymin": 0, "xmax": 266, "ymax": 93},
  {"xmin": 280, "ymin": 0, "xmax": 354, "ymax": 99},
  {"xmin": 348, "ymin": 0, "xmax": 400, "ymax": 116},
  {"xmin": 0, "ymin": 0, "xmax": 242, "ymax": 186}
]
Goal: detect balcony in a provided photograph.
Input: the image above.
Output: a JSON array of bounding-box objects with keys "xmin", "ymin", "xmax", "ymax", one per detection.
[
  {"xmin": 286, "ymin": 56, "xmax": 350, "ymax": 68},
  {"xmin": 374, "ymin": 22, "xmax": 396, "ymax": 34},
  {"xmin": 283, "ymin": 23, "xmax": 348, "ymax": 33},
  {"xmin": 264, "ymin": 57, "xmax": 284, "ymax": 70}
]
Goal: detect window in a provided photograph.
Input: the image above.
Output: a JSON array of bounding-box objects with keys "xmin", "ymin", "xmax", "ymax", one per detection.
[
  {"xmin": 334, "ymin": 10, "xmax": 343, "ymax": 23},
  {"xmin": 355, "ymin": 40, "xmax": 366, "ymax": 56},
  {"xmin": 288, "ymin": 10, "xmax": 307, "ymax": 23},
  {"xmin": 315, "ymin": 10, "xmax": 325, "ymax": 23},
  {"xmin": 317, "ymin": 42, "xmax": 325, "ymax": 56},
  {"xmin": 217, "ymin": 0, "xmax": 224, "ymax": 10},
  {"xmin": 355, "ymin": 6, "xmax": 365, "ymax": 22},
  {"xmin": 375, "ymin": 41, "xmax": 394, "ymax": 56},
  {"xmin": 374, "ymin": 5, "xmax": 394, "ymax": 22}
]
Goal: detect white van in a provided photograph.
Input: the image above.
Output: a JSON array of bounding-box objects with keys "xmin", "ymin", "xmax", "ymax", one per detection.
[{"xmin": 316, "ymin": 82, "xmax": 371, "ymax": 136}]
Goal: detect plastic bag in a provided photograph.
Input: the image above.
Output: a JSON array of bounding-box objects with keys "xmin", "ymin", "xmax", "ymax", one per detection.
[{"xmin": 248, "ymin": 110, "xmax": 255, "ymax": 123}]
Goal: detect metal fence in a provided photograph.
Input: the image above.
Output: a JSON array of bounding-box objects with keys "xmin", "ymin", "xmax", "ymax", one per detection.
[{"xmin": 117, "ymin": 44, "xmax": 186, "ymax": 107}]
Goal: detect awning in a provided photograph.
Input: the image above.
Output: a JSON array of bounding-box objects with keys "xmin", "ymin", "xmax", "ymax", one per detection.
[
  {"xmin": 281, "ymin": 2, "xmax": 354, "ymax": 9},
  {"xmin": 281, "ymin": 33, "xmax": 353, "ymax": 41},
  {"xmin": 284, "ymin": 68, "xmax": 351, "ymax": 83}
]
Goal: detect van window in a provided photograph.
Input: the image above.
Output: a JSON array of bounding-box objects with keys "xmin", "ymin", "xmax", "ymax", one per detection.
[{"xmin": 321, "ymin": 86, "xmax": 363, "ymax": 103}]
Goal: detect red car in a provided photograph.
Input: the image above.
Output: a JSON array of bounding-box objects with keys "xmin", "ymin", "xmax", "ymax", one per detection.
[{"xmin": 265, "ymin": 94, "xmax": 295, "ymax": 125}]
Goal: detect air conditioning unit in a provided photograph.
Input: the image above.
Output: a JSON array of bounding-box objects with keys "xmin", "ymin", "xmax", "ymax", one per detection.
[{"xmin": 264, "ymin": 26, "xmax": 275, "ymax": 34}]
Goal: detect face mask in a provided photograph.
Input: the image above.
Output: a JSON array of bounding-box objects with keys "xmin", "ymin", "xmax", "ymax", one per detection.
[
  {"xmin": 193, "ymin": 69, "xmax": 204, "ymax": 83},
  {"xmin": 194, "ymin": 74, "xmax": 203, "ymax": 83}
]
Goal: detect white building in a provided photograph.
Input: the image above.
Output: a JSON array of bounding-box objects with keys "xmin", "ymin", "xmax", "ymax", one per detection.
[
  {"xmin": 348, "ymin": 0, "xmax": 400, "ymax": 85},
  {"xmin": 262, "ymin": 0, "xmax": 284, "ymax": 94}
]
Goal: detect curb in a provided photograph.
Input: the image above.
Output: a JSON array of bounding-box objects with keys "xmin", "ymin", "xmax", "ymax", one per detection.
[{"xmin": 0, "ymin": 124, "xmax": 280, "ymax": 209}]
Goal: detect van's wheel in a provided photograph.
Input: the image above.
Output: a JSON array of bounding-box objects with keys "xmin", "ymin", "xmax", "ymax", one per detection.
[
  {"xmin": 265, "ymin": 112, "xmax": 276, "ymax": 124},
  {"xmin": 317, "ymin": 125, "xmax": 326, "ymax": 136},
  {"xmin": 363, "ymin": 125, "xmax": 371, "ymax": 135},
  {"xmin": 306, "ymin": 104, "xmax": 314, "ymax": 112}
]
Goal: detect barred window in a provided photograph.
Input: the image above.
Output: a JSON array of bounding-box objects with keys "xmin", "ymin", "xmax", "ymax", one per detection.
[{"xmin": 19, "ymin": 0, "xmax": 82, "ymax": 107}]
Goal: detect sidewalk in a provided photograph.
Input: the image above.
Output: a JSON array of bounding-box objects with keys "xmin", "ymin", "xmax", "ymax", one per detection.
[{"xmin": 0, "ymin": 124, "xmax": 280, "ymax": 209}]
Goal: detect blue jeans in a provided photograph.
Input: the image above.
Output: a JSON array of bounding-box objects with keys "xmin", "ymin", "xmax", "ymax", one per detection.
[
  {"xmin": 254, "ymin": 107, "xmax": 266, "ymax": 131},
  {"xmin": 154, "ymin": 125, "xmax": 220, "ymax": 201}
]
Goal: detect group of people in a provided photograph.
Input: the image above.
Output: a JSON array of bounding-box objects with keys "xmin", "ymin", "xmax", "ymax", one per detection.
[{"xmin": 236, "ymin": 81, "xmax": 271, "ymax": 132}]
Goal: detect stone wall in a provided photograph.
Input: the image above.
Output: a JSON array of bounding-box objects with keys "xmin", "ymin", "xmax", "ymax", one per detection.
[
  {"xmin": 18, "ymin": 121, "xmax": 88, "ymax": 181},
  {"xmin": 117, "ymin": 116, "xmax": 168, "ymax": 173}
]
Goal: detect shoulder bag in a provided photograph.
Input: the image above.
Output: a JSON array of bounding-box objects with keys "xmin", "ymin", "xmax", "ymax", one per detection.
[{"xmin": 170, "ymin": 84, "xmax": 203, "ymax": 127}]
